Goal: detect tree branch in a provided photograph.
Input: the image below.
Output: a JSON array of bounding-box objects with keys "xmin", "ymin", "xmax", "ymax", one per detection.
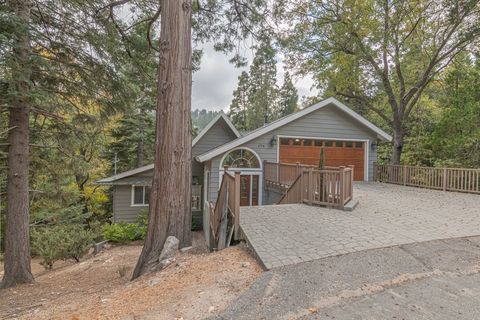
[
  {"xmin": 335, "ymin": 91, "xmax": 392, "ymax": 125},
  {"xmin": 146, "ymin": 5, "xmax": 161, "ymax": 52},
  {"xmin": 95, "ymin": 0, "xmax": 131, "ymax": 17}
]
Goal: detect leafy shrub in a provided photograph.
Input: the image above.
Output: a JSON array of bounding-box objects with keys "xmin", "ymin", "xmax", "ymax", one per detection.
[
  {"xmin": 67, "ymin": 228, "xmax": 96, "ymax": 262},
  {"xmin": 135, "ymin": 209, "xmax": 149, "ymax": 239},
  {"xmin": 101, "ymin": 222, "xmax": 143, "ymax": 243},
  {"xmin": 102, "ymin": 209, "xmax": 148, "ymax": 243},
  {"xmin": 31, "ymin": 225, "xmax": 95, "ymax": 269}
]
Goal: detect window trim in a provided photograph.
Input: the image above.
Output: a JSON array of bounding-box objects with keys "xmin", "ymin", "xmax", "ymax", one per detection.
[
  {"xmin": 219, "ymin": 147, "xmax": 263, "ymax": 170},
  {"xmin": 131, "ymin": 185, "xmax": 150, "ymax": 207}
]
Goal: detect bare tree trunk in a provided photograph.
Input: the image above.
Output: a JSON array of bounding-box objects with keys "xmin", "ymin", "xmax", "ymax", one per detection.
[
  {"xmin": 132, "ymin": 0, "xmax": 192, "ymax": 279},
  {"xmin": 390, "ymin": 125, "xmax": 404, "ymax": 165},
  {"xmin": 1, "ymin": 0, "xmax": 34, "ymax": 289},
  {"xmin": 136, "ymin": 108, "xmax": 145, "ymax": 167}
]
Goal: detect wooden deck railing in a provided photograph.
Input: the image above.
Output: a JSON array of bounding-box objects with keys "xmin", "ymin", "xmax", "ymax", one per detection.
[
  {"xmin": 209, "ymin": 167, "xmax": 241, "ymax": 251},
  {"xmin": 273, "ymin": 163, "xmax": 354, "ymax": 210},
  {"xmin": 264, "ymin": 161, "xmax": 338, "ymax": 191},
  {"xmin": 374, "ymin": 163, "xmax": 480, "ymax": 194}
]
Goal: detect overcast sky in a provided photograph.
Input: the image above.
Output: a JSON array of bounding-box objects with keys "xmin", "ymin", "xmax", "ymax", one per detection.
[{"xmin": 191, "ymin": 44, "xmax": 319, "ymax": 112}]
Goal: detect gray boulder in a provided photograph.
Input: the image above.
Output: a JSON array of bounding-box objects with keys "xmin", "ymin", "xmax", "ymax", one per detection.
[{"xmin": 157, "ymin": 236, "xmax": 180, "ymax": 270}]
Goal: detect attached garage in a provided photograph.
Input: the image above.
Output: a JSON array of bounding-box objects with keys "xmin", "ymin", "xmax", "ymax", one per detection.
[{"xmin": 278, "ymin": 137, "xmax": 366, "ymax": 181}]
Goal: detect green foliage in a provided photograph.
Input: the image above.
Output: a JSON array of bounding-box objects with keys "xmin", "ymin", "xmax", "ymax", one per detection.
[
  {"xmin": 101, "ymin": 220, "xmax": 146, "ymax": 243},
  {"xmin": 276, "ymin": 0, "xmax": 480, "ymax": 163},
  {"xmin": 31, "ymin": 225, "xmax": 96, "ymax": 269},
  {"xmin": 135, "ymin": 209, "xmax": 149, "ymax": 239},
  {"xmin": 106, "ymin": 100, "xmax": 156, "ymax": 172},
  {"xmin": 31, "ymin": 204, "xmax": 90, "ymax": 226},
  {"xmin": 430, "ymin": 55, "xmax": 480, "ymax": 167},
  {"xmin": 101, "ymin": 223, "xmax": 138, "ymax": 243},
  {"xmin": 229, "ymin": 71, "xmax": 250, "ymax": 131},
  {"xmin": 192, "ymin": 109, "xmax": 219, "ymax": 133},
  {"xmin": 278, "ymin": 71, "xmax": 299, "ymax": 118},
  {"xmin": 229, "ymin": 39, "xmax": 299, "ymax": 131},
  {"xmin": 247, "ymin": 37, "xmax": 279, "ymax": 128},
  {"xmin": 318, "ymin": 148, "xmax": 325, "ymax": 169}
]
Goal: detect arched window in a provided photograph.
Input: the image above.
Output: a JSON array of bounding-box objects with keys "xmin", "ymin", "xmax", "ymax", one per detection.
[{"xmin": 221, "ymin": 148, "xmax": 261, "ymax": 169}]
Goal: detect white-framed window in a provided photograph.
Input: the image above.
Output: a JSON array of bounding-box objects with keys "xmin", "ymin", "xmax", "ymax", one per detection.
[
  {"xmin": 221, "ymin": 148, "xmax": 261, "ymax": 169},
  {"xmin": 131, "ymin": 185, "xmax": 150, "ymax": 206}
]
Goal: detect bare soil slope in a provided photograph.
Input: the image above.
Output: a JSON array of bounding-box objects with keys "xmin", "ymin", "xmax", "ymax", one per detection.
[{"xmin": 0, "ymin": 232, "xmax": 261, "ymax": 320}]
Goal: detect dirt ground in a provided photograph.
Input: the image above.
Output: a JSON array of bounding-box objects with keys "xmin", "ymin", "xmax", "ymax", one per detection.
[{"xmin": 0, "ymin": 232, "xmax": 262, "ymax": 320}]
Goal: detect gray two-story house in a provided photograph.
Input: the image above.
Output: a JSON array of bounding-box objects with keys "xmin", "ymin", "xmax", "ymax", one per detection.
[{"xmin": 97, "ymin": 97, "xmax": 392, "ymax": 229}]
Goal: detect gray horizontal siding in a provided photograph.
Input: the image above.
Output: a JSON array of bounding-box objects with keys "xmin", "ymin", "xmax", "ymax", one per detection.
[
  {"xmin": 113, "ymin": 185, "xmax": 203, "ymax": 225},
  {"xmin": 112, "ymin": 117, "xmax": 238, "ymax": 225},
  {"xmin": 193, "ymin": 119, "xmax": 238, "ymax": 157},
  {"xmin": 208, "ymin": 104, "xmax": 379, "ymax": 203},
  {"xmin": 113, "ymin": 185, "xmax": 147, "ymax": 223}
]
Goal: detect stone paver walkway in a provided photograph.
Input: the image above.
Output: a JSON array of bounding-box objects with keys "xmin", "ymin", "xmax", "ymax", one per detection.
[{"xmin": 240, "ymin": 183, "xmax": 480, "ymax": 269}]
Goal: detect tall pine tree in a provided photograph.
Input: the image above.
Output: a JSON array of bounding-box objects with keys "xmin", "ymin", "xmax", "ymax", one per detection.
[
  {"xmin": 228, "ymin": 71, "xmax": 250, "ymax": 131},
  {"xmin": 229, "ymin": 38, "xmax": 279, "ymax": 131},
  {"xmin": 278, "ymin": 71, "xmax": 298, "ymax": 118},
  {"xmin": 247, "ymin": 37, "xmax": 278, "ymax": 129}
]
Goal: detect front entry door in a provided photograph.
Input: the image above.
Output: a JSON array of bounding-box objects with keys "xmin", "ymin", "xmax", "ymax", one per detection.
[{"xmin": 240, "ymin": 175, "xmax": 259, "ymax": 206}]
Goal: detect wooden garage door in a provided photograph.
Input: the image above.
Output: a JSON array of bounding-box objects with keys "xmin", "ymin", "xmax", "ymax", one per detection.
[{"xmin": 279, "ymin": 138, "xmax": 365, "ymax": 181}]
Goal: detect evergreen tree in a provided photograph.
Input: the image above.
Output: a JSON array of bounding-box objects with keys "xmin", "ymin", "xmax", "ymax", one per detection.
[
  {"xmin": 278, "ymin": 71, "xmax": 298, "ymax": 117},
  {"xmin": 191, "ymin": 109, "xmax": 219, "ymax": 133},
  {"xmin": 228, "ymin": 71, "xmax": 250, "ymax": 131},
  {"xmin": 247, "ymin": 37, "xmax": 278, "ymax": 129},
  {"xmin": 0, "ymin": 0, "xmax": 129, "ymax": 288},
  {"xmin": 107, "ymin": 97, "xmax": 156, "ymax": 173},
  {"xmin": 431, "ymin": 53, "xmax": 480, "ymax": 167}
]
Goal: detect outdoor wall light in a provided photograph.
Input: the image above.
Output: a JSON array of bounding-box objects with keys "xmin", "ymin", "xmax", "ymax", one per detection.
[
  {"xmin": 371, "ymin": 141, "xmax": 377, "ymax": 150},
  {"xmin": 270, "ymin": 135, "xmax": 277, "ymax": 147}
]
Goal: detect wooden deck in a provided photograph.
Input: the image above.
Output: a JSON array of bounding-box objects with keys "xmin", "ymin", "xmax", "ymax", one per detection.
[
  {"xmin": 264, "ymin": 161, "xmax": 354, "ymax": 210},
  {"xmin": 374, "ymin": 164, "xmax": 480, "ymax": 194}
]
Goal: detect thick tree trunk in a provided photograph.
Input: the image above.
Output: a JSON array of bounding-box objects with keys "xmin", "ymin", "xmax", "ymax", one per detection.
[
  {"xmin": 132, "ymin": 0, "xmax": 192, "ymax": 279},
  {"xmin": 1, "ymin": 0, "xmax": 34, "ymax": 289},
  {"xmin": 390, "ymin": 125, "xmax": 404, "ymax": 165}
]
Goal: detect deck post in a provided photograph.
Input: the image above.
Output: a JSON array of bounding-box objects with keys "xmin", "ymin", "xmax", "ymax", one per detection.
[
  {"xmin": 218, "ymin": 179, "xmax": 229, "ymax": 250},
  {"xmin": 233, "ymin": 171, "xmax": 241, "ymax": 240},
  {"xmin": 403, "ymin": 165, "xmax": 407, "ymax": 186},
  {"xmin": 442, "ymin": 167, "xmax": 447, "ymax": 191},
  {"xmin": 339, "ymin": 166, "xmax": 345, "ymax": 210},
  {"xmin": 300, "ymin": 169, "xmax": 305, "ymax": 202},
  {"xmin": 308, "ymin": 167, "xmax": 313, "ymax": 205},
  {"xmin": 348, "ymin": 165, "xmax": 354, "ymax": 199}
]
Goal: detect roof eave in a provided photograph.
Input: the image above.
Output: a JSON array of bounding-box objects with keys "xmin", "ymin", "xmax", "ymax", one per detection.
[
  {"xmin": 192, "ymin": 111, "xmax": 240, "ymax": 147},
  {"xmin": 196, "ymin": 97, "xmax": 392, "ymax": 162}
]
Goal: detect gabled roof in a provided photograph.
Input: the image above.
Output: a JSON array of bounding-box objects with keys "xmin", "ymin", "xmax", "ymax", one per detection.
[
  {"xmin": 96, "ymin": 164, "xmax": 154, "ymax": 184},
  {"xmin": 97, "ymin": 111, "xmax": 240, "ymax": 184},
  {"xmin": 196, "ymin": 97, "xmax": 392, "ymax": 163},
  {"xmin": 192, "ymin": 111, "xmax": 240, "ymax": 147}
]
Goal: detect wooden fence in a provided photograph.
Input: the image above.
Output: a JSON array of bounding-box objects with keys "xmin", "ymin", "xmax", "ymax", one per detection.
[
  {"xmin": 209, "ymin": 167, "xmax": 241, "ymax": 251},
  {"xmin": 374, "ymin": 163, "xmax": 480, "ymax": 194},
  {"xmin": 277, "ymin": 165, "xmax": 354, "ymax": 210}
]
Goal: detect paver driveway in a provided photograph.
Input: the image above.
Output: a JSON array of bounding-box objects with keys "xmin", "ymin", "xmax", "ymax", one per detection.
[{"xmin": 240, "ymin": 183, "xmax": 480, "ymax": 269}]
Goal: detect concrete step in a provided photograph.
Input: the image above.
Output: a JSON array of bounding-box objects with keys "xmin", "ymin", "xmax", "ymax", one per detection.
[{"xmin": 344, "ymin": 199, "xmax": 359, "ymax": 211}]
